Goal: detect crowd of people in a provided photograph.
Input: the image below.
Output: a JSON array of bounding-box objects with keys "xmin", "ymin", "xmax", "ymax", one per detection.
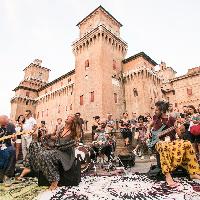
[{"xmin": 0, "ymin": 102, "xmax": 200, "ymax": 190}]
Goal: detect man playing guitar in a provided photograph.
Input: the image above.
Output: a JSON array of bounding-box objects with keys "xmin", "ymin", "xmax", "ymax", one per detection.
[
  {"xmin": 147, "ymin": 101, "xmax": 176, "ymax": 162},
  {"xmin": 147, "ymin": 101, "xmax": 200, "ymax": 188}
]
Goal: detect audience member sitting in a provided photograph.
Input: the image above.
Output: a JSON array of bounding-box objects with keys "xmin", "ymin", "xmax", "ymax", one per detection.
[{"xmin": 92, "ymin": 118, "xmax": 112, "ymax": 161}]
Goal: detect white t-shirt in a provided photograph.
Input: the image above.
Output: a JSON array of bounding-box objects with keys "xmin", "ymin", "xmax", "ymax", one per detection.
[{"xmin": 23, "ymin": 117, "xmax": 37, "ymax": 131}]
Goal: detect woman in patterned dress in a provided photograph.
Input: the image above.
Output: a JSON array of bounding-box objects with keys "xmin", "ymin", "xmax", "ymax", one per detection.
[{"xmin": 18, "ymin": 115, "xmax": 81, "ymax": 190}]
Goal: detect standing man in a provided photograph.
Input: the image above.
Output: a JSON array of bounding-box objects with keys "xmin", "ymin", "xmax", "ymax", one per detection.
[
  {"xmin": 106, "ymin": 113, "xmax": 116, "ymax": 134},
  {"xmin": 75, "ymin": 113, "xmax": 84, "ymax": 142},
  {"xmin": 21, "ymin": 110, "xmax": 37, "ymax": 161},
  {"xmin": 52, "ymin": 118, "xmax": 64, "ymax": 139},
  {"xmin": 0, "ymin": 115, "xmax": 16, "ymax": 185},
  {"xmin": 130, "ymin": 112, "xmax": 137, "ymax": 142},
  {"xmin": 168, "ymin": 103, "xmax": 180, "ymax": 119}
]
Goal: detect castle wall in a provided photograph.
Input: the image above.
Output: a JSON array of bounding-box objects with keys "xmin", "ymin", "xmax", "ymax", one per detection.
[
  {"xmin": 124, "ymin": 67, "xmax": 162, "ymax": 117},
  {"xmin": 35, "ymin": 73, "xmax": 75, "ymax": 131},
  {"xmin": 164, "ymin": 73, "xmax": 200, "ymax": 109}
]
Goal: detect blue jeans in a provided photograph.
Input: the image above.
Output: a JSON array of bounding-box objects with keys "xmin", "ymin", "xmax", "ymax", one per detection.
[{"xmin": 0, "ymin": 146, "xmax": 16, "ymax": 177}]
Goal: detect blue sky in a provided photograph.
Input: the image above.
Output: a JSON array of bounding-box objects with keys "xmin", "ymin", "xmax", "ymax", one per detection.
[{"xmin": 1, "ymin": 0, "xmax": 200, "ymax": 116}]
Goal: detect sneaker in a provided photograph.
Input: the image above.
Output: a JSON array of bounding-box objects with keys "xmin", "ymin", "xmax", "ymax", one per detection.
[
  {"xmin": 150, "ymin": 155, "xmax": 156, "ymax": 160},
  {"xmin": 141, "ymin": 156, "xmax": 145, "ymax": 160},
  {"xmin": 132, "ymin": 149, "xmax": 138, "ymax": 156}
]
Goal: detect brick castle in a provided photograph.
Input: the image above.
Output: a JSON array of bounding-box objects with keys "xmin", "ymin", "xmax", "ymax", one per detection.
[{"xmin": 10, "ymin": 6, "xmax": 200, "ymax": 131}]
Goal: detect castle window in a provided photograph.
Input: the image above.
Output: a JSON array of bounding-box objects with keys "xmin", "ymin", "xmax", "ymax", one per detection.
[
  {"xmin": 85, "ymin": 59, "xmax": 89, "ymax": 69},
  {"xmin": 113, "ymin": 60, "xmax": 116, "ymax": 70},
  {"xmin": 114, "ymin": 93, "xmax": 117, "ymax": 103},
  {"xmin": 42, "ymin": 111, "xmax": 44, "ymax": 118},
  {"xmin": 37, "ymin": 112, "xmax": 39, "ymax": 119},
  {"xmin": 66, "ymin": 106, "xmax": 67, "ymax": 111},
  {"xmin": 133, "ymin": 88, "xmax": 138, "ymax": 97},
  {"xmin": 90, "ymin": 91, "xmax": 94, "ymax": 102},
  {"xmin": 175, "ymin": 103, "xmax": 178, "ymax": 107},
  {"xmin": 26, "ymin": 92, "xmax": 30, "ymax": 97},
  {"xmin": 80, "ymin": 95, "xmax": 84, "ymax": 105},
  {"xmin": 70, "ymin": 104, "xmax": 72, "ymax": 110},
  {"xmin": 68, "ymin": 78, "xmax": 71, "ymax": 83},
  {"xmin": 57, "ymin": 105, "xmax": 61, "ymax": 113},
  {"xmin": 187, "ymin": 88, "xmax": 192, "ymax": 96}
]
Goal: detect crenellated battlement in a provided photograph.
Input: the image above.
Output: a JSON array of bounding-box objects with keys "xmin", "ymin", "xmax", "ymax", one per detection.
[{"xmin": 72, "ymin": 24, "xmax": 127, "ymax": 56}]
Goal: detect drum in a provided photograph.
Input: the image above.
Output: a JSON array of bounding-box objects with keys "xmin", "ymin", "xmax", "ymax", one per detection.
[{"xmin": 75, "ymin": 144, "xmax": 94, "ymax": 173}]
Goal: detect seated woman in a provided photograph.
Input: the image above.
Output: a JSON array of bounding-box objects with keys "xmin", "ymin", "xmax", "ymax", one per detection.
[
  {"xmin": 18, "ymin": 115, "xmax": 81, "ymax": 190},
  {"xmin": 92, "ymin": 118, "xmax": 112, "ymax": 161},
  {"xmin": 156, "ymin": 123, "xmax": 200, "ymax": 188}
]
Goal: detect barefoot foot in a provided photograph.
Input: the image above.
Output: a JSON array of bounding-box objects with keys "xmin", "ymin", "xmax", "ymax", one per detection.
[
  {"xmin": 190, "ymin": 174, "xmax": 200, "ymax": 180},
  {"xmin": 49, "ymin": 181, "xmax": 58, "ymax": 191},
  {"xmin": 166, "ymin": 173, "xmax": 178, "ymax": 188}
]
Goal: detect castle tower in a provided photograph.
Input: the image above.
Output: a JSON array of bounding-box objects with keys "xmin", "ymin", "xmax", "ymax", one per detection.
[
  {"xmin": 157, "ymin": 61, "xmax": 176, "ymax": 81},
  {"xmin": 72, "ymin": 6, "xmax": 128, "ymax": 121},
  {"xmin": 10, "ymin": 59, "xmax": 50, "ymax": 120},
  {"xmin": 122, "ymin": 52, "xmax": 161, "ymax": 116}
]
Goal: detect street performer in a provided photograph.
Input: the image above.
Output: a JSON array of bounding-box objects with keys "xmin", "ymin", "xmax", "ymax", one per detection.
[{"xmin": 147, "ymin": 101, "xmax": 200, "ymax": 187}]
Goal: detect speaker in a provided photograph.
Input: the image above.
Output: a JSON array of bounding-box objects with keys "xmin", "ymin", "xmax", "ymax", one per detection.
[
  {"xmin": 38, "ymin": 158, "xmax": 81, "ymax": 187},
  {"xmin": 118, "ymin": 154, "xmax": 135, "ymax": 168}
]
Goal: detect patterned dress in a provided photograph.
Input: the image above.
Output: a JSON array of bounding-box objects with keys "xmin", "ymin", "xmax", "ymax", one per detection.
[
  {"xmin": 26, "ymin": 136, "xmax": 75, "ymax": 183},
  {"xmin": 156, "ymin": 139, "xmax": 200, "ymax": 175}
]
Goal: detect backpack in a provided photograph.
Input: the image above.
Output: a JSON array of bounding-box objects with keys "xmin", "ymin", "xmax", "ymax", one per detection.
[{"xmin": 190, "ymin": 125, "xmax": 200, "ymax": 136}]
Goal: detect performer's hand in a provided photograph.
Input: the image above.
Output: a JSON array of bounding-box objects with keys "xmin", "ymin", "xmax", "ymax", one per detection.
[
  {"xmin": 31, "ymin": 131, "xmax": 38, "ymax": 140},
  {"xmin": 147, "ymin": 132, "xmax": 152, "ymax": 138}
]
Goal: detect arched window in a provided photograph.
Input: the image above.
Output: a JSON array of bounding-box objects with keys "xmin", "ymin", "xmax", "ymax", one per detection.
[
  {"xmin": 113, "ymin": 60, "xmax": 116, "ymax": 70},
  {"xmin": 114, "ymin": 93, "xmax": 117, "ymax": 103},
  {"xmin": 90, "ymin": 91, "xmax": 94, "ymax": 102},
  {"xmin": 80, "ymin": 95, "xmax": 84, "ymax": 105},
  {"xmin": 85, "ymin": 59, "xmax": 89, "ymax": 69}
]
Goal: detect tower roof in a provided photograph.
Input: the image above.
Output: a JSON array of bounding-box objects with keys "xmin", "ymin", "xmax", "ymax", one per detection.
[
  {"xmin": 122, "ymin": 52, "xmax": 158, "ymax": 66},
  {"xmin": 76, "ymin": 5, "xmax": 123, "ymax": 27}
]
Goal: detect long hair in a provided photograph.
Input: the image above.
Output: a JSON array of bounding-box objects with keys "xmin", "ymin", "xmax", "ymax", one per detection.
[
  {"xmin": 155, "ymin": 101, "xmax": 170, "ymax": 113},
  {"xmin": 188, "ymin": 105, "xmax": 197, "ymax": 113},
  {"xmin": 16, "ymin": 115, "xmax": 25, "ymax": 124},
  {"xmin": 70, "ymin": 116, "xmax": 82, "ymax": 141}
]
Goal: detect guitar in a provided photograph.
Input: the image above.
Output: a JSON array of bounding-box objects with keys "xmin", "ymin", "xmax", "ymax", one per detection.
[
  {"xmin": 147, "ymin": 124, "xmax": 177, "ymax": 148},
  {"xmin": 0, "ymin": 130, "xmax": 33, "ymax": 142}
]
